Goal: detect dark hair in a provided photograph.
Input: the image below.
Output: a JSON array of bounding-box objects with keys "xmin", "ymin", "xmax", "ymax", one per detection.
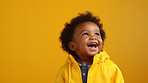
[{"xmin": 59, "ymin": 11, "xmax": 106, "ymax": 56}]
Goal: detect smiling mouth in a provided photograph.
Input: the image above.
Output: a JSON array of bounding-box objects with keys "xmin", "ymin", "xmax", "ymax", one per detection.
[{"xmin": 87, "ymin": 43, "xmax": 98, "ymax": 50}]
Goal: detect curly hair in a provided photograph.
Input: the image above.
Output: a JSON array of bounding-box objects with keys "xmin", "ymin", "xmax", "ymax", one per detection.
[{"xmin": 59, "ymin": 11, "xmax": 106, "ymax": 56}]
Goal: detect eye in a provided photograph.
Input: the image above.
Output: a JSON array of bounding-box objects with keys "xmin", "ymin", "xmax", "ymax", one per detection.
[
  {"xmin": 82, "ymin": 33, "xmax": 89, "ymax": 36},
  {"xmin": 95, "ymin": 33, "xmax": 100, "ymax": 36}
]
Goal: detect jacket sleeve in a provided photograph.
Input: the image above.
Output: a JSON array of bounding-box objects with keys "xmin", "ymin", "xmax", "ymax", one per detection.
[
  {"xmin": 55, "ymin": 66, "xmax": 65, "ymax": 83},
  {"xmin": 110, "ymin": 60, "xmax": 124, "ymax": 83},
  {"xmin": 114, "ymin": 66, "xmax": 124, "ymax": 83}
]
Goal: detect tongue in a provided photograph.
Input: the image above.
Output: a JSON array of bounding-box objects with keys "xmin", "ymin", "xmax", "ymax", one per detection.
[{"xmin": 89, "ymin": 46, "xmax": 96, "ymax": 50}]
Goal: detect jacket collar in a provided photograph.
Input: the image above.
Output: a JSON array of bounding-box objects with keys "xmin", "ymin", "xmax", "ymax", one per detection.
[
  {"xmin": 67, "ymin": 50, "xmax": 110, "ymax": 64},
  {"xmin": 93, "ymin": 50, "xmax": 110, "ymax": 63}
]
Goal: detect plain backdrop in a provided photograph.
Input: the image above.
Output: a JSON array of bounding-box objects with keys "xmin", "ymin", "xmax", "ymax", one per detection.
[{"xmin": 0, "ymin": 0, "xmax": 148, "ymax": 83}]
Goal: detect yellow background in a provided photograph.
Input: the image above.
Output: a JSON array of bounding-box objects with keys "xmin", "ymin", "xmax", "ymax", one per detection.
[{"xmin": 0, "ymin": 0, "xmax": 148, "ymax": 83}]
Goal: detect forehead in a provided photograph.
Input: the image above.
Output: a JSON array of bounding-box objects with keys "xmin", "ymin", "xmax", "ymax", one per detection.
[{"xmin": 74, "ymin": 22, "xmax": 100, "ymax": 33}]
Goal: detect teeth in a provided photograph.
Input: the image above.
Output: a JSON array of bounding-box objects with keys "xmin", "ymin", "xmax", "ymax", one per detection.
[
  {"xmin": 92, "ymin": 43, "xmax": 96, "ymax": 45},
  {"xmin": 88, "ymin": 43, "xmax": 98, "ymax": 48},
  {"xmin": 89, "ymin": 43, "xmax": 97, "ymax": 45}
]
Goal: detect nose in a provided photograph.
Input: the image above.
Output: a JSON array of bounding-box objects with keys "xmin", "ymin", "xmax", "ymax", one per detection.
[{"xmin": 89, "ymin": 35, "xmax": 97, "ymax": 40}]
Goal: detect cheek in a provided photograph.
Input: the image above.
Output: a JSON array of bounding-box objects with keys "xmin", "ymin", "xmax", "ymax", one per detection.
[
  {"xmin": 74, "ymin": 37, "xmax": 88, "ymax": 48},
  {"xmin": 82, "ymin": 38, "xmax": 88, "ymax": 44},
  {"xmin": 99, "ymin": 39, "xmax": 103, "ymax": 44},
  {"xmin": 77, "ymin": 39, "xmax": 88, "ymax": 48},
  {"xmin": 98, "ymin": 42, "xmax": 103, "ymax": 52},
  {"xmin": 98, "ymin": 39, "xmax": 103, "ymax": 47}
]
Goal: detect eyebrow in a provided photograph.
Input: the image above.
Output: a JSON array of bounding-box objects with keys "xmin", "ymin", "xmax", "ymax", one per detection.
[
  {"xmin": 96, "ymin": 30, "xmax": 100, "ymax": 32},
  {"xmin": 79, "ymin": 30, "xmax": 87, "ymax": 35},
  {"xmin": 79, "ymin": 30, "xmax": 100, "ymax": 35}
]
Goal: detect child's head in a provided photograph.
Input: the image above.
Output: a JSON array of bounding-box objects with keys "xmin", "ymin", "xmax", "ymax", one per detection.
[{"xmin": 59, "ymin": 11, "xmax": 106, "ymax": 57}]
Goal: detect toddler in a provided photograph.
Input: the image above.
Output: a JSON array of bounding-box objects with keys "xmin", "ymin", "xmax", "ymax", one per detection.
[{"xmin": 55, "ymin": 11, "xmax": 124, "ymax": 83}]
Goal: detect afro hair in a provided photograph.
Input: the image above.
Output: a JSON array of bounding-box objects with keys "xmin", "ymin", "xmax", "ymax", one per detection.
[{"xmin": 59, "ymin": 11, "xmax": 106, "ymax": 56}]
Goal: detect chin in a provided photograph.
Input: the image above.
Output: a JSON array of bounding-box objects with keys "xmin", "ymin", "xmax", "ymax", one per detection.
[{"xmin": 88, "ymin": 52, "xmax": 98, "ymax": 56}]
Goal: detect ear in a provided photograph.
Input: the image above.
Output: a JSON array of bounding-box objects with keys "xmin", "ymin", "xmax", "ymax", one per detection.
[{"xmin": 68, "ymin": 42, "xmax": 76, "ymax": 51}]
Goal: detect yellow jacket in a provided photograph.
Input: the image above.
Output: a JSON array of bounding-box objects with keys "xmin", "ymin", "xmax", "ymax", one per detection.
[{"xmin": 55, "ymin": 50, "xmax": 124, "ymax": 83}]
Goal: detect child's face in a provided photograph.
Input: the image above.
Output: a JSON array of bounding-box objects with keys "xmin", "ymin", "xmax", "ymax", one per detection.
[{"xmin": 69, "ymin": 22, "xmax": 103, "ymax": 57}]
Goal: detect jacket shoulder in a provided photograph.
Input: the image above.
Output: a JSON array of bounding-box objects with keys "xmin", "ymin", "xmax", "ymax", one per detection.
[
  {"xmin": 55, "ymin": 62, "xmax": 69, "ymax": 83},
  {"xmin": 104, "ymin": 59, "xmax": 124, "ymax": 83},
  {"xmin": 104, "ymin": 59, "xmax": 120, "ymax": 70}
]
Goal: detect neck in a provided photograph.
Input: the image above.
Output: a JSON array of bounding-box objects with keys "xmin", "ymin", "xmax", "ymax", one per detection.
[{"xmin": 76, "ymin": 56, "xmax": 93, "ymax": 65}]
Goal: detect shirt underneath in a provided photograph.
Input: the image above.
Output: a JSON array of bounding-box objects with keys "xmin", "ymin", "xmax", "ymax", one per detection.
[{"xmin": 77, "ymin": 62, "xmax": 91, "ymax": 83}]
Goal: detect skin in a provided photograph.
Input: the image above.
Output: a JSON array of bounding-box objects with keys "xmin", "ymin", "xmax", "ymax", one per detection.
[{"xmin": 68, "ymin": 22, "xmax": 103, "ymax": 65}]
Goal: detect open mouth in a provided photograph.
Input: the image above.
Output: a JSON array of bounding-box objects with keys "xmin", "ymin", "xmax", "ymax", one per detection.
[{"xmin": 87, "ymin": 43, "xmax": 98, "ymax": 50}]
